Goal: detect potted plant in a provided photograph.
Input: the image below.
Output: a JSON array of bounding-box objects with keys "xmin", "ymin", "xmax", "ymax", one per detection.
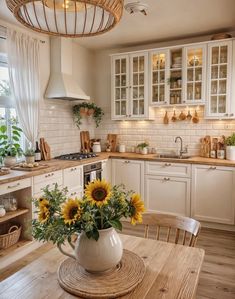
[
  {"xmin": 225, "ymin": 133, "xmax": 235, "ymax": 161},
  {"xmin": 24, "ymin": 148, "xmax": 35, "ymax": 164},
  {"xmin": 167, "ymin": 76, "xmax": 182, "ymax": 88},
  {"xmin": 137, "ymin": 142, "xmax": 149, "ymax": 155},
  {"xmin": 73, "ymin": 102, "xmax": 104, "ymax": 128},
  {"xmin": 0, "ymin": 124, "xmax": 23, "ymax": 167},
  {"xmin": 32, "ymin": 180, "xmax": 145, "ymax": 273}
]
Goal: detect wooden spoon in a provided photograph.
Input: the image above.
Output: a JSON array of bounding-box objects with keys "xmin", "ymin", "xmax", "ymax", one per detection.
[
  {"xmin": 186, "ymin": 110, "xmax": 192, "ymax": 121},
  {"xmin": 179, "ymin": 111, "xmax": 187, "ymax": 121},
  {"xmin": 171, "ymin": 110, "xmax": 177, "ymax": 122},
  {"xmin": 192, "ymin": 110, "xmax": 199, "ymax": 123},
  {"xmin": 163, "ymin": 111, "xmax": 169, "ymax": 124}
]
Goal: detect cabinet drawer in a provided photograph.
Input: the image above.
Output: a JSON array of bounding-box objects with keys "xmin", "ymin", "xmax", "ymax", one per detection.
[
  {"xmin": 0, "ymin": 178, "xmax": 31, "ymax": 195},
  {"xmin": 145, "ymin": 162, "xmax": 191, "ymax": 178},
  {"xmin": 33, "ymin": 171, "xmax": 63, "ymax": 194},
  {"xmin": 63, "ymin": 166, "xmax": 83, "ymax": 189},
  {"xmin": 33, "ymin": 170, "xmax": 62, "ymax": 185}
]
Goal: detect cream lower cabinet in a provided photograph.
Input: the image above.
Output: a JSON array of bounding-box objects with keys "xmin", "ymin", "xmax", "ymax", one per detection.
[
  {"xmin": 111, "ymin": 159, "xmax": 144, "ymax": 198},
  {"xmin": 192, "ymin": 165, "xmax": 235, "ymax": 224},
  {"xmin": 145, "ymin": 175, "xmax": 190, "ymax": 216},
  {"xmin": 63, "ymin": 166, "xmax": 83, "ymax": 198}
]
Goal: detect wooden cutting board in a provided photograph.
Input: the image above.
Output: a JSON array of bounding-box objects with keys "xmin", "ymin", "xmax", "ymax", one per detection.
[
  {"xmin": 80, "ymin": 131, "xmax": 91, "ymax": 152},
  {"xmin": 12, "ymin": 164, "xmax": 49, "ymax": 171},
  {"xmin": 40, "ymin": 138, "xmax": 51, "ymax": 160},
  {"xmin": 107, "ymin": 134, "xmax": 118, "ymax": 152}
]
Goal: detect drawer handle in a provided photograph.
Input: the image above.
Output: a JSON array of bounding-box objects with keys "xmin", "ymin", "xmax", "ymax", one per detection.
[
  {"xmin": 163, "ymin": 177, "xmax": 170, "ymax": 181},
  {"xmin": 7, "ymin": 182, "xmax": 20, "ymax": 189},
  {"xmin": 164, "ymin": 163, "xmax": 171, "ymax": 167},
  {"xmin": 124, "ymin": 160, "xmax": 130, "ymax": 164},
  {"xmin": 70, "ymin": 168, "xmax": 77, "ymax": 171},
  {"xmin": 45, "ymin": 173, "xmax": 54, "ymax": 178},
  {"xmin": 209, "ymin": 166, "xmax": 216, "ymax": 170}
]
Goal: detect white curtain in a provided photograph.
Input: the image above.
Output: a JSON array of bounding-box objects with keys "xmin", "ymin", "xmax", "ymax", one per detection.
[{"xmin": 6, "ymin": 29, "xmax": 40, "ymax": 147}]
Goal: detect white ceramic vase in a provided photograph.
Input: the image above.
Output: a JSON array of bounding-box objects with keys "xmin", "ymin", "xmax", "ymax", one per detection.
[
  {"xmin": 226, "ymin": 146, "xmax": 235, "ymax": 161},
  {"xmin": 4, "ymin": 156, "xmax": 17, "ymax": 167},
  {"xmin": 58, "ymin": 227, "xmax": 123, "ymax": 273},
  {"xmin": 141, "ymin": 147, "xmax": 148, "ymax": 155}
]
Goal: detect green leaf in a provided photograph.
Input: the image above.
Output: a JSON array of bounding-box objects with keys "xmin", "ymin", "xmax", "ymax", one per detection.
[
  {"xmin": 0, "ymin": 126, "xmax": 7, "ymax": 133},
  {"xmin": 12, "ymin": 136, "xmax": 19, "ymax": 142},
  {"xmin": 109, "ymin": 219, "xmax": 122, "ymax": 231},
  {"xmin": 12, "ymin": 130, "xmax": 21, "ymax": 137}
]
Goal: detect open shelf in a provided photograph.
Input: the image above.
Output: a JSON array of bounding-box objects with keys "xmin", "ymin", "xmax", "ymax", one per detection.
[
  {"xmin": 0, "ymin": 209, "xmax": 29, "ymax": 224},
  {"xmin": 0, "ymin": 239, "xmax": 32, "ymax": 259}
]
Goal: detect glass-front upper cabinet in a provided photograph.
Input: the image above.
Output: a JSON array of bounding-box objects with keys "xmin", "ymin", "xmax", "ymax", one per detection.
[
  {"xmin": 150, "ymin": 50, "xmax": 169, "ymax": 105},
  {"xmin": 169, "ymin": 48, "xmax": 183, "ymax": 105},
  {"xmin": 184, "ymin": 45, "xmax": 206, "ymax": 104},
  {"xmin": 130, "ymin": 53, "xmax": 148, "ymax": 117},
  {"xmin": 112, "ymin": 55, "xmax": 129, "ymax": 119},
  {"xmin": 207, "ymin": 41, "xmax": 232, "ymax": 118}
]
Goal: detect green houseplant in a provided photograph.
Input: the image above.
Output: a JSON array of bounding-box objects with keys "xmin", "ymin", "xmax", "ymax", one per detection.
[
  {"xmin": 24, "ymin": 148, "xmax": 35, "ymax": 164},
  {"xmin": 73, "ymin": 102, "xmax": 104, "ymax": 128},
  {"xmin": 32, "ymin": 179, "xmax": 145, "ymax": 272},
  {"xmin": 225, "ymin": 133, "xmax": 235, "ymax": 161},
  {"xmin": 0, "ymin": 124, "xmax": 23, "ymax": 166},
  {"xmin": 137, "ymin": 142, "xmax": 149, "ymax": 155}
]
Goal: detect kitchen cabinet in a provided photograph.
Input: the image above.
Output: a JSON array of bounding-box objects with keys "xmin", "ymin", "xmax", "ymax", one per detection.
[
  {"xmin": 111, "ymin": 53, "xmax": 153, "ymax": 120},
  {"xmin": 33, "ymin": 170, "xmax": 63, "ymax": 194},
  {"xmin": 111, "ymin": 159, "xmax": 144, "ymax": 198},
  {"xmin": 149, "ymin": 49, "xmax": 169, "ymax": 106},
  {"xmin": 145, "ymin": 161, "xmax": 191, "ymax": 178},
  {"xmin": 206, "ymin": 40, "xmax": 234, "ymax": 119},
  {"xmin": 191, "ymin": 165, "xmax": 235, "ymax": 224},
  {"xmin": 63, "ymin": 166, "xmax": 83, "ymax": 190},
  {"xmin": 102, "ymin": 159, "xmax": 111, "ymax": 182},
  {"xmin": 183, "ymin": 44, "xmax": 206, "ymax": 104},
  {"xmin": 145, "ymin": 175, "xmax": 190, "ymax": 216}
]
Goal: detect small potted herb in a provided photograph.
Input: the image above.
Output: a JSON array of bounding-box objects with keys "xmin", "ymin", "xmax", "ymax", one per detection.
[
  {"xmin": 0, "ymin": 124, "xmax": 23, "ymax": 167},
  {"xmin": 225, "ymin": 133, "xmax": 235, "ymax": 161},
  {"xmin": 137, "ymin": 142, "xmax": 149, "ymax": 155},
  {"xmin": 24, "ymin": 148, "xmax": 35, "ymax": 164}
]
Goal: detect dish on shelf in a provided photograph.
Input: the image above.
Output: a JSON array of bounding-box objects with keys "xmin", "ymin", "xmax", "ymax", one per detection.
[{"xmin": 172, "ymin": 64, "xmax": 182, "ymax": 68}]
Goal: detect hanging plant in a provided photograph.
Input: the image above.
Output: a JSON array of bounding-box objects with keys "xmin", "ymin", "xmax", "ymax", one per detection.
[{"xmin": 73, "ymin": 102, "xmax": 104, "ymax": 128}]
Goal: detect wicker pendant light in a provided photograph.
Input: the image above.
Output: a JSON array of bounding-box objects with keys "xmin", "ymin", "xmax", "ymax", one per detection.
[{"xmin": 6, "ymin": 0, "xmax": 124, "ymax": 37}]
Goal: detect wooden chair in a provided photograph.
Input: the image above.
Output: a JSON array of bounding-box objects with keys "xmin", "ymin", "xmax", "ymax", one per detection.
[{"xmin": 141, "ymin": 212, "xmax": 201, "ymax": 247}]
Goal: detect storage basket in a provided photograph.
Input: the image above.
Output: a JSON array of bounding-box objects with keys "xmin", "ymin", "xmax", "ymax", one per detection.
[{"xmin": 0, "ymin": 222, "xmax": 22, "ymax": 249}]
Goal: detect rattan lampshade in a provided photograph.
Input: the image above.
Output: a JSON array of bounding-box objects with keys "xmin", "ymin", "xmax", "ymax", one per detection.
[{"xmin": 6, "ymin": 0, "xmax": 124, "ymax": 37}]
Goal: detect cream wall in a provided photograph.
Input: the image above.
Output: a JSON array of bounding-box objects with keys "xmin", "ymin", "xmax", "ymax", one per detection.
[
  {"xmin": 0, "ymin": 19, "xmax": 96, "ymax": 157},
  {"xmin": 93, "ymin": 36, "xmax": 235, "ymax": 155}
]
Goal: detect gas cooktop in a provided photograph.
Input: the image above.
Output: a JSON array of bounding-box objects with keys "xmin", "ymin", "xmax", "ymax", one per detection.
[{"xmin": 55, "ymin": 152, "xmax": 98, "ymax": 160}]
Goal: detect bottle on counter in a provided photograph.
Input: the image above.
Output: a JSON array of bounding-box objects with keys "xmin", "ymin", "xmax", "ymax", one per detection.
[{"xmin": 35, "ymin": 141, "xmax": 41, "ymax": 162}]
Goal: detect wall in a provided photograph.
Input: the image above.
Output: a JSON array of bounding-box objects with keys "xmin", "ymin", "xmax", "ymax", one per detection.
[
  {"xmin": 0, "ymin": 19, "xmax": 96, "ymax": 158},
  {"xmin": 39, "ymin": 41, "xmax": 95, "ymax": 157},
  {"xmin": 93, "ymin": 36, "xmax": 235, "ymax": 156}
]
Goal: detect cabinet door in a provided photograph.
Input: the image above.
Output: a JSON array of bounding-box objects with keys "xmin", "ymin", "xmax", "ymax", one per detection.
[
  {"xmin": 206, "ymin": 41, "xmax": 232, "ymax": 118},
  {"xmin": 111, "ymin": 159, "xmax": 144, "ymax": 198},
  {"xmin": 130, "ymin": 53, "xmax": 148, "ymax": 118},
  {"xmin": 145, "ymin": 175, "xmax": 190, "ymax": 216},
  {"xmin": 192, "ymin": 165, "xmax": 235, "ymax": 224},
  {"xmin": 149, "ymin": 50, "xmax": 169, "ymax": 106},
  {"xmin": 111, "ymin": 55, "xmax": 129, "ymax": 119},
  {"xmin": 63, "ymin": 166, "xmax": 83, "ymax": 190},
  {"xmin": 184, "ymin": 45, "xmax": 206, "ymax": 104},
  {"xmin": 102, "ymin": 159, "xmax": 111, "ymax": 182}
]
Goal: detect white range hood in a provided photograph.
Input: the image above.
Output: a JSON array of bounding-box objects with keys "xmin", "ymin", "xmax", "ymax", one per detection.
[{"xmin": 45, "ymin": 37, "xmax": 90, "ymax": 101}]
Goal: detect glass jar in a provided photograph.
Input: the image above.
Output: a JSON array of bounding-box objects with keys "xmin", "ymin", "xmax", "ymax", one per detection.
[
  {"xmin": 0, "ymin": 195, "xmax": 18, "ymax": 211},
  {"xmin": 0, "ymin": 205, "xmax": 6, "ymax": 217}
]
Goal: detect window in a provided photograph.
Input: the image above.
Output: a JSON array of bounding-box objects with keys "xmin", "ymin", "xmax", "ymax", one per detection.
[{"xmin": 0, "ymin": 44, "xmax": 25, "ymax": 156}]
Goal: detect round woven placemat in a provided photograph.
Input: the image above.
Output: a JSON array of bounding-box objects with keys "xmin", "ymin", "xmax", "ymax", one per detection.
[{"xmin": 57, "ymin": 249, "xmax": 146, "ymax": 298}]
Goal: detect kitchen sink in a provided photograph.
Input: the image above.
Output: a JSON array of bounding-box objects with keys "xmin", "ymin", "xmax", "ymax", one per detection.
[{"xmin": 156, "ymin": 154, "xmax": 191, "ymax": 159}]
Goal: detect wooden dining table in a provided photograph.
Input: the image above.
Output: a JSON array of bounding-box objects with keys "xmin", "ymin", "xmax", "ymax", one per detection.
[{"xmin": 0, "ymin": 234, "xmax": 204, "ymax": 299}]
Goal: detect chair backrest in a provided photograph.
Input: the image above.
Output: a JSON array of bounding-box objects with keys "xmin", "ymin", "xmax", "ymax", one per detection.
[{"xmin": 142, "ymin": 212, "xmax": 201, "ymax": 247}]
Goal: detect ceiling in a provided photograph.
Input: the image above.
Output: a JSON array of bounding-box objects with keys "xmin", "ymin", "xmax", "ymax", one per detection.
[{"xmin": 0, "ymin": 0, "xmax": 235, "ymax": 50}]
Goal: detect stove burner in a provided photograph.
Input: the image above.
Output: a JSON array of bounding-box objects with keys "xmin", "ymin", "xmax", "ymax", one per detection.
[{"xmin": 55, "ymin": 152, "xmax": 97, "ymax": 160}]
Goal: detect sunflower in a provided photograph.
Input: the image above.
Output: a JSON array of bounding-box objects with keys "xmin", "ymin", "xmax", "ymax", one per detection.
[
  {"xmin": 38, "ymin": 206, "xmax": 50, "ymax": 223},
  {"xmin": 61, "ymin": 199, "xmax": 82, "ymax": 225},
  {"xmin": 85, "ymin": 179, "xmax": 112, "ymax": 207},
  {"xmin": 38, "ymin": 198, "xmax": 49, "ymax": 209},
  {"xmin": 130, "ymin": 193, "xmax": 145, "ymax": 225}
]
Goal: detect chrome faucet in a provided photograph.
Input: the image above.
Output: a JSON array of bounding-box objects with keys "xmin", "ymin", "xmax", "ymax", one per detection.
[{"xmin": 175, "ymin": 136, "xmax": 188, "ymax": 158}]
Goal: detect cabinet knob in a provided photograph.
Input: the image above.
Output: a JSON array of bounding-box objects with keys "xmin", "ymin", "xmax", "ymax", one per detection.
[
  {"xmin": 224, "ymin": 113, "xmax": 228, "ymax": 117},
  {"xmin": 124, "ymin": 160, "xmax": 130, "ymax": 164},
  {"xmin": 209, "ymin": 166, "xmax": 216, "ymax": 170},
  {"xmin": 7, "ymin": 182, "xmax": 20, "ymax": 189},
  {"xmin": 164, "ymin": 163, "xmax": 171, "ymax": 167},
  {"xmin": 163, "ymin": 177, "xmax": 170, "ymax": 181},
  {"xmin": 230, "ymin": 113, "xmax": 234, "ymax": 117}
]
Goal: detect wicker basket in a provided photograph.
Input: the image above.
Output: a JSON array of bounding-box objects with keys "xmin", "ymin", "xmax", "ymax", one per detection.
[{"xmin": 0, "ymin": 223, "xmax": 22, "ymax": 249}]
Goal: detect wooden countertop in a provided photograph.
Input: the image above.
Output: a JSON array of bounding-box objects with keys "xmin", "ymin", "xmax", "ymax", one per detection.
[
  {"xmin": 1, "ymin": 152, "xmax": 235, "ymax": 186},
  {"xmin": 0, "ymin": 234, "xmax": 205, "ymax": 299}
]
